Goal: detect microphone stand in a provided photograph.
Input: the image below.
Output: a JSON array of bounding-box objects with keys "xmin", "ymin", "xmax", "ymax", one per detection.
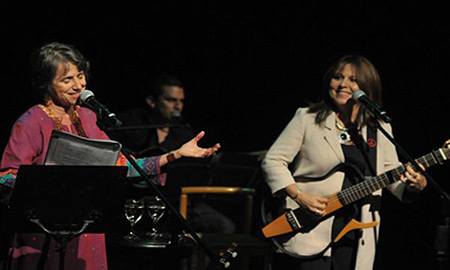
[
  {"xmin": 95, "ymin": 115, "xmax": 224, "ymax": 268},
  {"xmin": 369, "ymin": 109, "xmax": 450, "ymax": 269},
  {"xmin": 105, "ymin": 123, "xmax": 188, "ymax": 131}
]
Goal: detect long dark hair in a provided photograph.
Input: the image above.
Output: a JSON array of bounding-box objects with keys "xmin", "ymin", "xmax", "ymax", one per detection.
[
  {"xmin": 308, "ymin": 55, "xmax": 382, "ymax": 127},
  {"xmin": 29, "ymin": 42, "xmax": 90, "ymax": 100}
]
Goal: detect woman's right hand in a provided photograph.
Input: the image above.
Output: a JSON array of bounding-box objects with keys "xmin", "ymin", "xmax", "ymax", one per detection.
[
  {"xmin": 285, "ymin": 184, "xmax": 328, "ymax": 216},
  {"xmin": 176, "ymin": 131, "xmax": 220, "ymax": 159}
]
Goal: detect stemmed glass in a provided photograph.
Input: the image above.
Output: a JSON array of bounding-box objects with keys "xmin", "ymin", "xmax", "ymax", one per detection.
[
  {"xmin": 123, "ymin": 199, "xmax": 144, "ymax": 240},
  {"xmin": 143, "ymin": 196, "xmax": 166, "ymax": 238}
]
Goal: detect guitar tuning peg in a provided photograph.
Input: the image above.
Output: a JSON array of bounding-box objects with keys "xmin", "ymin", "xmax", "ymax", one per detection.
[
  {"xmin": 444, "ymin": 140, "xmax": 450, "ymax": 148},
  {"xmin": 227, "ymin": 249, "xmax": 238, "ymax": 258},
  {"xmin": 220, "ymin": 261, "xmax": 231, "ymax": 268},
  {"xmin": 226, "ymin": 242, "xmax": 238, "ymax": 258}
]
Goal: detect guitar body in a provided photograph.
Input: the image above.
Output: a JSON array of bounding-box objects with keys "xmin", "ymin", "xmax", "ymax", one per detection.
[{"xmin": 273, "ymin": 164, "xmax": 372, "ymax": 257}]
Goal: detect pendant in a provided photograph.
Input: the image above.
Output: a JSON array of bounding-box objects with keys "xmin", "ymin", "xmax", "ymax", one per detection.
[{"xmin": 337, "ymin": 130, "xmax": 351, "ymax": 144}]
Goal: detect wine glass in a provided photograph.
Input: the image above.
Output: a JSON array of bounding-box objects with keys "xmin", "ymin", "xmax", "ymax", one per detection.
[
  {"xmin": 143, "ymin": 196, "xmax": 166, "ymax": 237},
  {"xmin": 123, "ymin": 199, "xmax": 144, "ymax": 240}
]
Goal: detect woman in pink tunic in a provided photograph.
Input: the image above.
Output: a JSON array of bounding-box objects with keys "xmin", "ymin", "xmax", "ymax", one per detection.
[{"xmin": 0, "ymin": 42, "xmax": 220, "ymax": 270}]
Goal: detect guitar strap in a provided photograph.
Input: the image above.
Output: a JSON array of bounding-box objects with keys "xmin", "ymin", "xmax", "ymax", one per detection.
[
  {"xmin": 352, "ymin": 125, "xmax": 380, "ymax": 212},
  {"xmin": 362, "ymin": 125, "xmax": 380, "ymax": 253},
  {"xmin": 364, "ymin": 125, "xmax": 377, "ymax": 176}
]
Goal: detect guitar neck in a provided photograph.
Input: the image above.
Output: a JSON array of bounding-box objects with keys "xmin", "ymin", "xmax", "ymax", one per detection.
[{"xmin": 338, "ymin": 147, "xmax": 449, "ymax": 206}]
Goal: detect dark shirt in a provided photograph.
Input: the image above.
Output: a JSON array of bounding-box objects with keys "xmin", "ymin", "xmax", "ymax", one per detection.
[{"xmin": 110, "ymin": 107, "xmax": 194, "ymax": 158}]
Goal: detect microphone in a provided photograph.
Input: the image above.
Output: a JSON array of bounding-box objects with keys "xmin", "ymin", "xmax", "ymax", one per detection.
[
  {"xmin": 169, "ymin": 110, "xmax": 192, "ymax": 130},
  {"xmin": 170, "ymin": 110, "xmax": 182, "ymax": 120},
  {"xmin": 352, "ymin": 90, "xmax": 392, "ymax": 123},
  {"xmin": 79, "ymin": 90, "xmax": 122, "ymax": 127}
]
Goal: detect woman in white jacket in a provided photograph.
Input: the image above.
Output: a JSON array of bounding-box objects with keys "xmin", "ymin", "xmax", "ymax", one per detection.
[{"xmin": 262, "ymin": 55, "xmax": 426, "ymax": 270}]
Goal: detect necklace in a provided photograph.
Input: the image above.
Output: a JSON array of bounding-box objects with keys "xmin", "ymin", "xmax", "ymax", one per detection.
[
  {"xmin": 335, "ymin": 120, "xmax": 352, "ymax": 144},
  {"xmin": 39, "ymin": 104, "xmax": 64, "ymax": 130},
  {"xmin": 39, "ymin": 104, "xmax": 87, "ymax": 137}
]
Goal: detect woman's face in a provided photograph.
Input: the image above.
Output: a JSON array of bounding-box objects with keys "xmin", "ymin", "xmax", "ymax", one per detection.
[
  {"xmin": 50, "ymin": 62, "xmax": 86, "ymax": 107},
  {"xmin": 329, "ymin": 63, "xmax": 361, "ymax": 111}
]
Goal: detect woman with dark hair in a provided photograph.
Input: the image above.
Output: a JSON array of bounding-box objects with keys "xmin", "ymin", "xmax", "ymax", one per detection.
[
  {"xmin": 309, "ymin": 55, "xmax": 383, "ymax": 127},
  {"xmin": 0, "ymin": 42, "xmax": 220, "ymax": 270},
  {"xmin": 262, "ymin": 55, "xmax": 426, "ymax": 270}
]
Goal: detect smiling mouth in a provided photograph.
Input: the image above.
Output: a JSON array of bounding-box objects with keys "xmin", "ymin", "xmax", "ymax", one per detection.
[
  {"xmin": 67, "ymin": 94, "xmax": 80, "ymax": 102},
  {"xmin": 337, "ymin": 88, "xmax": 351, "ymax": 93}
]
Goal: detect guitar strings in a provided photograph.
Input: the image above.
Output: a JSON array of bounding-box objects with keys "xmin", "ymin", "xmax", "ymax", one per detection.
[
  {"xmin": 327, "ymin": 151, "xmax": 441, "ymax": 206},
  {"xmin": 333, "ymin": 153, "xmax": 437, "ymax": 205},
  {"xmin": 334, "ymin": 148, "xmax": 448, "ymax": 205}
]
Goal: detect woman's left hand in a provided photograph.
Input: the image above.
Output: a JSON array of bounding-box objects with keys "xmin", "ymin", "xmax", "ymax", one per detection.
[
  {"xmin": 401, "ymin": 163, "xmax": 427, "ymax": 191},
  {"xmin": 176, "ymin": 131, "xmax": 221, "ymax": 159}
]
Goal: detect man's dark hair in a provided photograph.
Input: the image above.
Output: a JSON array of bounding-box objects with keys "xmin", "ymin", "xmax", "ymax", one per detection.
[{"xmin": 147, "ymin": 74, "xmax": 183, "ymax": 98}]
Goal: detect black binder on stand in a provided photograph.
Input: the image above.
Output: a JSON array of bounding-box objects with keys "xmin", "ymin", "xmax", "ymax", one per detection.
[{"xmin": 7, "ymin": 165, "xmax": 128, "ymax": 270}]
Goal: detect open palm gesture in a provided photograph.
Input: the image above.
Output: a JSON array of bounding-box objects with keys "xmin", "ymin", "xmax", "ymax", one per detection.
[{"xmin": 177, "ymin": 131, "xmax": 220, "ymax": 158}]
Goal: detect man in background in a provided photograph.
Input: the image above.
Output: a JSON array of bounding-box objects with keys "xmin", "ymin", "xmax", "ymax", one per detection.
[
  {"xmin": 111, "ymin": 73, "xmax": 235, "ymax": 233},
  {"xmin": 113, "ymin": 74, "xmax": 193, "ymax": 157}
]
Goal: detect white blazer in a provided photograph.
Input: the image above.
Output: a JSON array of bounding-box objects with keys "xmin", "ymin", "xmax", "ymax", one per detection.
[{"xmin": 262, "ymin": 107, "xmax": 406, "ymax": 270}]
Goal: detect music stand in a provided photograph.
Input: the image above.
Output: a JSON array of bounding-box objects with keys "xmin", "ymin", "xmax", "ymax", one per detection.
[{"xmin": 7, "ymin": 165, "xmax": 128, "ymax": 270}]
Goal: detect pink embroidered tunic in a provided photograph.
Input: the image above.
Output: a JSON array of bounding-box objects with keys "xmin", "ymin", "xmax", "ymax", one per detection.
[{"xmin": 0, "ymin": 105, "xmax": 166, "ymax": 270}]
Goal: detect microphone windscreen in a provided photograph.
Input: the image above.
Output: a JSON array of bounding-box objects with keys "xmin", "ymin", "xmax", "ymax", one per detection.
[
  {"xmin": 352, "ymin": 90, "xmax": 366, "ymax": 101},
  {"xmin": 171, "ymin": 111, "xmax": 182, "ymax": 119},
  {"xmin": 79, "ymin": 89, "xmax": 95, "ymax": 103}
]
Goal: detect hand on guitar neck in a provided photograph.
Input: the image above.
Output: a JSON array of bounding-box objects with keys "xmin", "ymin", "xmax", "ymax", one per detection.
[{"xmin": 400, "ymin": 163, "xmax": 427, "ymax": 191}]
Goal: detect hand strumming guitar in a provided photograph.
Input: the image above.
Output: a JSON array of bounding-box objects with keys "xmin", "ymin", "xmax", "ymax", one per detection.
[{"xmin": 285, "ymin": 183, "xmax": 328, "ymax": 216}]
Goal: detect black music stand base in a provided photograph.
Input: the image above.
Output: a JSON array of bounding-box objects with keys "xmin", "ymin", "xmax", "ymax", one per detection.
[{"xmin": 7, "ymin": 165, "xmax": 128, "ymax": 270}]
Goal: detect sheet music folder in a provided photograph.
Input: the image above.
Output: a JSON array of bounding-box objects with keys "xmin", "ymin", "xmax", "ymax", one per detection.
[
  {"xmin": 45, "ymin": 130, "xmax": 122, "ymax": 166},
  {"xmin": 8, "ymin": 130, "xmax": 128, "ymax": 233}
]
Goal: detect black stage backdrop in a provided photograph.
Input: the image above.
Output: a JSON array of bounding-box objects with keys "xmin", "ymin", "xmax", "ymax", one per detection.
[{"xmin": 1, "ymin": 3, "xmax": 449, "ymax": 269}]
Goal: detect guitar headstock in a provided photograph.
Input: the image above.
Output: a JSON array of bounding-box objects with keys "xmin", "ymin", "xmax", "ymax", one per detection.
[
  {"xmin": 440, "ymin": 140, "xmax": 450, "ymax": 161},
  {"xmin": 444, "ymin": 140, "xmax": 450, "ymax": 149},
  {"xmin": 207, "ymin": 242, "xmax": 238, "ymax": 270}
]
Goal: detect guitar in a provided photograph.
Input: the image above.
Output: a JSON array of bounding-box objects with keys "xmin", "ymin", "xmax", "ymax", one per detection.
[
  {"xmin": 206, "ymin": 242, "xmax": 238, "ymax": 270},
  {"xmin": 262, "ymin": 141, "xmax": 450, "ymax": 251}
]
